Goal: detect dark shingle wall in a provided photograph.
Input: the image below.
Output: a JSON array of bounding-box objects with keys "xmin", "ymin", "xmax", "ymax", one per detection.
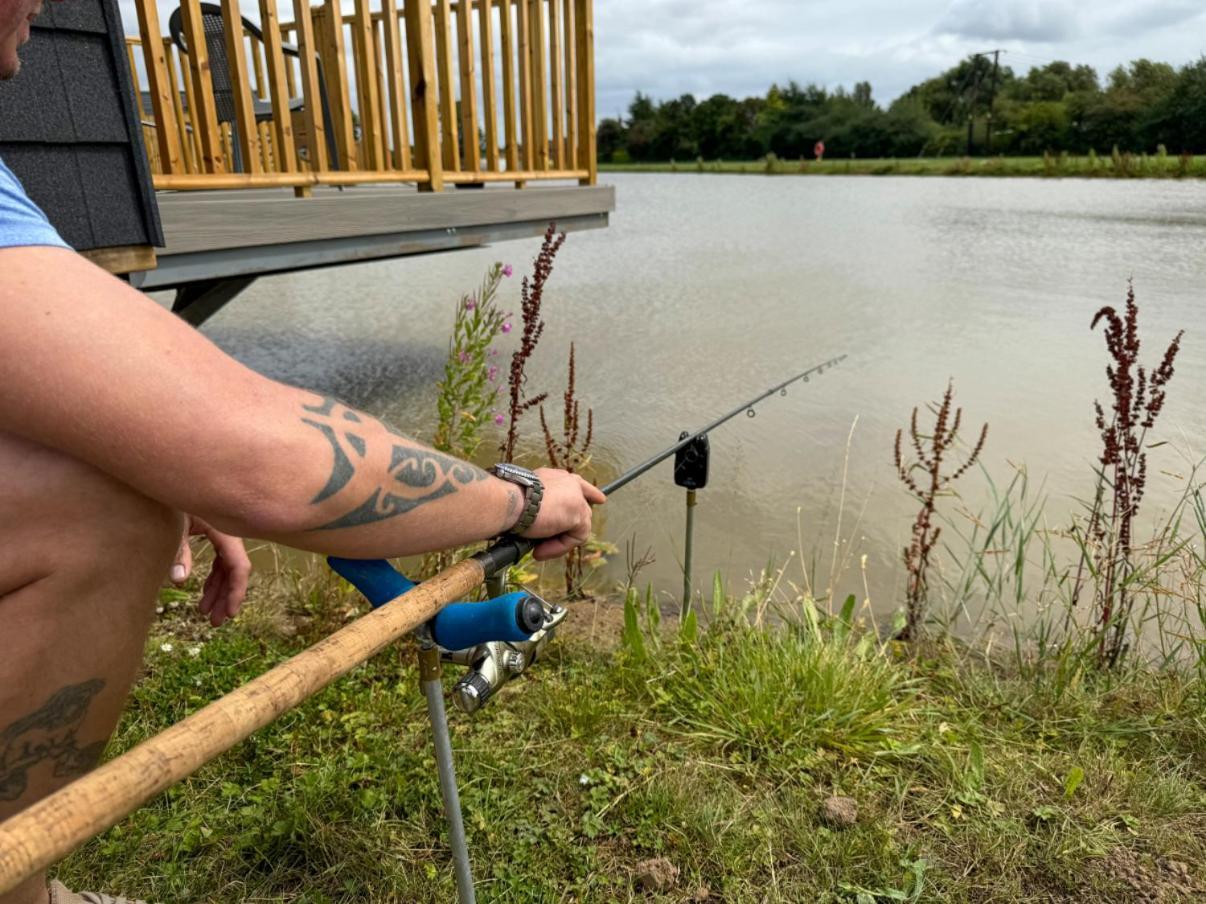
[{"xmin": 0, "ymin": 0, "xmax": 163, "ymax": 250}]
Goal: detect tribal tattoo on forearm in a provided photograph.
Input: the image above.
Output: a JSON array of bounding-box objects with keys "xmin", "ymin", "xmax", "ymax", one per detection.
[
  {"xmin": 0, "ymin": 679, "xmax": 106, "ymax": 801},
  {"xmin": 301, "ymin": 396, "xmax": 490, "ymax": 530}
]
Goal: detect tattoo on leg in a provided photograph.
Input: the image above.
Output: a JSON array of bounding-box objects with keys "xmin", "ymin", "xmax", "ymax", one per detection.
[
  {"xmin": 301, "ymin": 395, "xmax": 490, "ymax": 531},
  {"xmin": 0, "ymin": 679, "xmax": 106, "ymax": 802}
]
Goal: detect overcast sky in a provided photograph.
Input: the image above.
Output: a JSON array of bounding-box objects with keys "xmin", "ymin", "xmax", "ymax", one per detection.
[
  {"xmin": 594, "ymin": 0, "xmax": 1206, "ymax": 117},
  {"xmin": 120, "ymin": 0, "xmax": 1206, "ymax": 119}
]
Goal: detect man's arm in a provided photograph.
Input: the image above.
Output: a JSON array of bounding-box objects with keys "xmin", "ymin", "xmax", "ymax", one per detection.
[{"xmin": 0, "ymin": 247, "xmax": 602, "ymax": 559}]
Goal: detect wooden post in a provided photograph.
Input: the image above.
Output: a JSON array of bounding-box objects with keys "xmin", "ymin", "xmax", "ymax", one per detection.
[
  {"xmin": 177, "ymin": 0, "xmax": 225, "ymax": 173},
  {"xmin": 563, "ymin": 0, "xmax": 576, "ymax": 166},
  {"xmin": 133, "ymin": 0, "xmax": 183, "ymax": 174},
  {"xmin": 219, "ymin": 0, "xmax": 262, "ymax": 173},
  {"xmin": 381, "ymin": 0, "xmax": 411, "ymax": 170},
  {"xmin": 373, "ymin": 18, "xmax": 390, "ymax": 166},
  {"xmin": 352, "ymin": 0, "xmax": 384, "ymax": 170},
  {"xmin": 498, "ymin": 0, "xmax": 519, "ymax": 173},
  {"xmin": 291, "ymin": 0, "xmax": 329, "ymax": 174},
  {"xmin": 516, "ymin": 0, "xmax": 533, "ymax": 172},
  {"xmin": 455, "ymin": 0, "xmax": 480, "ymax": 172},
  {"xmin": 528, "ymin": 0, "xmax": 548, "ymax": 171},
  {"xmin": 478, "ymin": 0, "xmax": 499, "ymax": 171},
  {"xmin": 404, "ymin": 0, "xmax": 444, "ymax": 189},
  {"xmin": 547, "ymin": 0, "xmax": 563, "ymax": 168},
  {"xmin": 259, "ymin": 0, "xmax": 299, "ymax": 174},
  {"xmin": 318, "ymin": 0, "xmax": 359, "ymax": 170},
  {"xmin": 250, "ymin": 34, "xmax": 268, "ymax": 99},
  {"xmin": 164, "ymin": 41, "xmax": 196, "ymax": 173},
  {"xmin": 573, "ymin": 0, "xmax": 594, "ymax": 184},
  {"xmin": 433, "ymin": 0, "xmax": 460, "ymax": 173}
]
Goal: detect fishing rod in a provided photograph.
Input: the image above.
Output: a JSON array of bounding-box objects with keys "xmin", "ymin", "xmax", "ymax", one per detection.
[
  {"xmin": 473, "ymin": 352, "xmax": 848, "ymax": 576},
  {"xmin": 0, "ymin": 353, "xmax": 848, "ymax": 904}
]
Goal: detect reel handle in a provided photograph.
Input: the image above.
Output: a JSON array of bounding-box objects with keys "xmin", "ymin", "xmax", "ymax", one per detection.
[{"xmin": 327, "ymin": 556, "xmax": 542, "ymax": 650}]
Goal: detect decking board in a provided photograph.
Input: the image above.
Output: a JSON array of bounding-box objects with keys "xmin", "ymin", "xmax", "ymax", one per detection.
[{"xmin": 135, "ymin": 183, "xmax": 613, "ymax": 289}]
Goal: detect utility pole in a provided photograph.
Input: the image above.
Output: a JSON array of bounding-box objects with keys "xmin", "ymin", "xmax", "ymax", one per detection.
[
  {"xmin": 985, "ymin": 50, "xmax": 1001, "ymax": 155},
  {"xmin": 965, "ymin": 56, "xmax": 982, "ymax": 157}
]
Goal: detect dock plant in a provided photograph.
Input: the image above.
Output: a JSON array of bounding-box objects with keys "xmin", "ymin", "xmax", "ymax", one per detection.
[
  {"xmin": 540, "ymin": 342, "xmax": 594, "ymax": 596},
  {"xmin": 894, "ymin": 383, "xmax": 988, "ymax": 640},
  {"xmin": 1075, "ymin": 284, "xmax": 1183, "ymax": 666},
  {"xmin": 501, "ymin": 222, "xmax": 566, "ymax": 462}
]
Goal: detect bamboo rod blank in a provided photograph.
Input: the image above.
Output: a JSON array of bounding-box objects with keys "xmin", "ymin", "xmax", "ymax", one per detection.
[{"xmin": 0, "ymin": 559, "xmax": 486, "ymax": 895}]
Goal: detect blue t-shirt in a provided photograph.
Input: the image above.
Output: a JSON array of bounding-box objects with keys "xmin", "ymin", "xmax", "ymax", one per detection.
[{"xmin": 0, "ymin": 156, "xmax": 69, "ymax": 250}]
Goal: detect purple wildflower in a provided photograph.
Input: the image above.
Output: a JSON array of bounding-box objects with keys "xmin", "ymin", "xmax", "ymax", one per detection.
[
  {"xmin": 493, "ymin": 412, "xmax": 505, "ymax": 425},
  {"xmin": 501, "ymin": 322, "xmax": 512, "ymax": 334},
  {"xmin": 502, "ymin": 264, "xmax": 513, "ymax": 277},
  {"xmin": 458, "ymin": 350, "xmax": 470, "ymax": 364},
  {"xmin": 487, "ymin": 365, "xmax": 499, "ymax": 381},
  {"xmin": 464, "ymin": 296, "xmax": 476, "ymax": 311}
]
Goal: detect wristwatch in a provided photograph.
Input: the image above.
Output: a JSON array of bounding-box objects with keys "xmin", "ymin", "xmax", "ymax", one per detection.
[{"xmin": 490, "ymin": 463, "xmax": 544, "ymax": 534}]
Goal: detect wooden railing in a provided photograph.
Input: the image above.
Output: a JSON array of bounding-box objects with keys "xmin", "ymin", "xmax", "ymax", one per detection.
[{"xmin": 126, "ymin": 0, "xmax": 595, "ymax": 194}]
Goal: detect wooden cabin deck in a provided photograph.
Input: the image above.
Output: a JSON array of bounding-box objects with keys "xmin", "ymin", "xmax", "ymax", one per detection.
[
  {"xmin": 116, "ymin": 0, "xmax": 604, "ymax": 321},
  {"xmin": 133, "ymin": 182, "xmax": 612, "ymax": 321}
]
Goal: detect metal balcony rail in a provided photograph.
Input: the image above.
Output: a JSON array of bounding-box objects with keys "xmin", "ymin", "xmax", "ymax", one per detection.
[{"xmin": 125, "ymin": 0, "xmax": 596, "ymax": 194}]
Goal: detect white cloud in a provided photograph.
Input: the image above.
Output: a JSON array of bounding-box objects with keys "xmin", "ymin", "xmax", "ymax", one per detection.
[{"xmin": 934, "ymin": 0, "xmax": 1080, "ymax": 43}]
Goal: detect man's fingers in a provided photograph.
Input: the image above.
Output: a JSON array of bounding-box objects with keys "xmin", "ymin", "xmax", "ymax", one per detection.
[
  {"xmin": 533, "ymin": 535, "xmax": 577, "ymax": 561},
  {"xmin": 579, "ymin": 477, "xmax": 606, "ymax": 505},
  {"xmin": 171, "ymin": 538, "xmax": 192, "ymax": 584}
]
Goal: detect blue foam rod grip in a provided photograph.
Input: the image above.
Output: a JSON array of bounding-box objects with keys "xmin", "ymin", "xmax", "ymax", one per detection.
[{"xmin": 328, "ymin": 556, "xmax": 537, "ymax": 650}]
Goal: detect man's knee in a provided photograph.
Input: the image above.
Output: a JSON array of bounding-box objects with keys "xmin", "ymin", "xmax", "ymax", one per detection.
[{"xmin": 0, "ymin": 432, "xmax": 181, "ymax": 597}]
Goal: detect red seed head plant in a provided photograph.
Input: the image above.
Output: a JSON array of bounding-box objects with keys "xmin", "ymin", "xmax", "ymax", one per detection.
[
  {"xmin": 541, "ymin": 342, "xmax": 595, "ymax": 596},
  {"xmin": 501, "ymin": 222, "xmax": 567, "ymax": 462},
  {"xmin": 1077, "ymin": 282, "xmax": 1183, "ymax": 667},
  {"xmin": 894, "ymin": 382, "xmax": 988, "ymax": 641}
]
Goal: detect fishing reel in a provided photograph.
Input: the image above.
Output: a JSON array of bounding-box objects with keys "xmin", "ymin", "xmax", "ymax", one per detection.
[
  {"xmin": 327, "ymin": 556, "xmax": 566, "ymax": 713},
  {"xmin": 442, "ymin": 592, "xmax": 567, "ymax": 713}
]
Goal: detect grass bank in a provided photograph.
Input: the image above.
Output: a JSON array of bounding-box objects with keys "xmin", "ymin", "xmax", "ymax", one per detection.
[
  {"xmin": 56, "ymin": 564, "xmax": 1205, "ymax": 903},
  {"xmin": 601, "ymin": 152, "xmax": 1206, "ymax": 179}
]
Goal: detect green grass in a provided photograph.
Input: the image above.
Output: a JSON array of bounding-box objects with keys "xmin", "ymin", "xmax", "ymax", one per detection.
[
  {"xmin": 601, "ymin": 152, "xmax": 1206, "ymax": 179},
  {"xmin": 54, "ymin": 572, "xmax": 1205, "ymax": 903}
]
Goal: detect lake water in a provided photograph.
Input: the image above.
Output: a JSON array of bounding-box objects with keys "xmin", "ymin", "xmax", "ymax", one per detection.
[{"xmin": 200, "ymin": 173, "xmax": 1206, "ymax": 617}]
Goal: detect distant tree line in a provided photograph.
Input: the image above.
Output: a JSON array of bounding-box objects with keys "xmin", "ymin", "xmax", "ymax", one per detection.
[{"xmin": 597, "ymin": 56, "xmax": 1206, "ymax": 162}]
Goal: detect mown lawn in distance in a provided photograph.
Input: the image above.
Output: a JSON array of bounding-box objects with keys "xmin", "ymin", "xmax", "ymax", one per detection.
[
  {"xmin": 56, "ymin": 570, "xmax": 1206, "ymax": 903},
  {"xmin": 601, "ymin": 153, "xmax": 1206, "ymax": 179}
]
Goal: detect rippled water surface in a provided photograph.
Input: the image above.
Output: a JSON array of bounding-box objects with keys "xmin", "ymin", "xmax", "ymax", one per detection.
[{"xmin": 201, "ymin": 173, "xmax": 1206, "ymax": 613}]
